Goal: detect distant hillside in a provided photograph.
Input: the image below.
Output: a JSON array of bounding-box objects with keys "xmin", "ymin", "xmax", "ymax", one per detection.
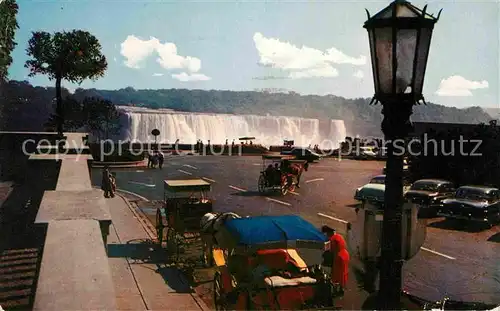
[{"xmin": 0, "ymin": 81, "xmax": 495, "ymax": 137}]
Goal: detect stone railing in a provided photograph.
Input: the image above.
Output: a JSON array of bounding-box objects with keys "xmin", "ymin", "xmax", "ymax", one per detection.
[{"xmin": 29, "ymin": 133, "xmax": 116, "ymax": 310}]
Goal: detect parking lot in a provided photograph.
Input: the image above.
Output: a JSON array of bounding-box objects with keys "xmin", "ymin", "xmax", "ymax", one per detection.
[{"xmin": 91, "ymin": 155, "xmax": 500, "ymax": 305}]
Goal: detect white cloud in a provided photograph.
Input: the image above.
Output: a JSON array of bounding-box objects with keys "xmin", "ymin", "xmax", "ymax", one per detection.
[
  {"xmin": 289, "ymin": 66, "xmax": 338, "ymax": 79},
  {"xmin": 152, "ymin": 73, "xmax": 164, "ymax": 77},
  {"xmin": 253, "ymin": 32, "xmax": 366, "ymax": 79},
  {"xmin": 120, "ymin": 35, "xmax": 210, "ymax": 81},
  {"xmin": 353, "ymin": 70, "xmax": 364, "ymax": 79},
  {"xmin": 172, "ymin": 72, "xmax": 211, "ymax": 82},
  {"xmin": 436, "ymin": 75, "xmax": 489, "ymax": 96}
]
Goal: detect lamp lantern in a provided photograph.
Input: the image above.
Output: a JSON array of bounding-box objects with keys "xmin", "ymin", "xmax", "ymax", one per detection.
[{"xmin": 364, "ymin": 0, "xmax": 441, "ymax": 105}]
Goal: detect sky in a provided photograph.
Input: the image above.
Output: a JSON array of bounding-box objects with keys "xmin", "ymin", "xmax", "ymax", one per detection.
[{"xmin": 7, "ymin": 0, "xmax": 500, "ymax": 108}]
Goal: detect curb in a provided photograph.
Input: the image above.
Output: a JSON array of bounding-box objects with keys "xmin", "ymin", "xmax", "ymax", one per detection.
[
  {"xmin": 116, "ymin": 194, "xmax": 211, "ymax": 311},
  {"xmin": 92, "ymin": 186, "xmax": 150, "ymax": 202},
  {"xmin": 92, "ymin": 160, "xmax": 147, "ymax": 168}
]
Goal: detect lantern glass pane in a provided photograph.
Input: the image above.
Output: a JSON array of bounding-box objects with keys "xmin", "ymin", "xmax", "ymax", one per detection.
[
  {"xmin": 374, "ymin": 27, "xmax": 393, "ymax": 94},
  {"xmin": 414, "ymin": 27, "xmax": 432, "ymax": 95},
  {"xmin": 395, "ymin": 29, "xmax": 418, "ymax": 94},
  {"xmin": 368, "ymin": 29, "xmax": 379, "ymax": 93},
  {"xmin": 395, "ymin": 4, "xmax": 419, "ymax": 18}
]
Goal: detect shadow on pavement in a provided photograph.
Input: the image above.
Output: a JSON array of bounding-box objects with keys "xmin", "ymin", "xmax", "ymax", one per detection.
[
  {"xmin": 352, "ymin": 263, "xmax": 378, "ymax": 294},
  {"xmin": 155, "ymin": 264, "xmax": 194, "ymax": 293},
  {"xmin": 487, "ymin": 232, "xmax": 500, "ymax": 243},
  {"xmin": 360, "ymin": 292, "xmax": 423, "ymax": 310},
  {"xmin": 428, "ymin": 219, "xmax": 491, "ymax": 233},
  {"xmin": 107, "ymin": 239, "xmax": 168, "ymax": 263},
  {"xmin": 107, "ymin": 239, "xmax": 195, "ymax": 293}
]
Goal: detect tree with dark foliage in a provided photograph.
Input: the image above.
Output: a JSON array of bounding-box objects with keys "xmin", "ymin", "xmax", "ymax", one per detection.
[
  {"xmin": 81, "ymin": 97, "xmax": 121, "ymax": 141},
  {"xmin": 0, "ymin": 0, "xmax": 18, "ymax": 81},
  {"xmin": 408, "ymin": 121, "xmax": 500, "ymax": 188},
  {"xmin": 24, "ymin": 30, "xmax": 107, "ymax": 135},
  {"xmin": 44, "ymin": 96, "xmax": 84, "ymax": 131},
  {"xmin": 44, "ymin": 96, "xmax": 121, "ymax": 141}
]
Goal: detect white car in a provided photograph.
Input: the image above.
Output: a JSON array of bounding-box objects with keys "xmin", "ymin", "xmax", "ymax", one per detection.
[
  {"xmin": 355, "ymin": 146, "xmax": 377, "ymax": 159},
  {"xmin": 354, "ymin": 174, "xmax": 411, "ymax": 202}
]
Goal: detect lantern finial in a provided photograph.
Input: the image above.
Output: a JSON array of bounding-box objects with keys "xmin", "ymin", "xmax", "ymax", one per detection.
[
  {"xmin": 436, "ymin": 8, "xmax": 443, "ymax": 21},
  {"xmin": 365, "ymin": 8, "xmax": 370, "ymax": 19},
  {"xmin": 422, "ymin": 4, "xmax": 427, "ymax": 16}
]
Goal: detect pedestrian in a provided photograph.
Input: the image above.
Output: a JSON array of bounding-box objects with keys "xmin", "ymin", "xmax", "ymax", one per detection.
[
  {"xmin": 158, "ymin": 149, "xmax": 164, "ymax": 169},
  {"xmin": 109, "ymin": 172, "xmax": 116, "ymax": 197},
  {"xmin": 101, "ymin": 167, "xmax": 113, "ymax": 198},
  {"xmin": 147, "ymin": 150, "xmax": 152, "ymax": 168},
  {"xmin": 151, "ymin": 151, "xmax": 158, "ymax": 168},
  {"xmin": 321, "ymin": 226, "xmax": 350, "ymax": 295}
]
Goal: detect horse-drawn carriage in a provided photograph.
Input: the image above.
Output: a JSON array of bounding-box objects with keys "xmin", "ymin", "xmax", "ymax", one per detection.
[
  {"xmin": 210, "ymin": 214, "xmax": 338, "ymax": 310},
  {"xmin": 156, "ymin": 179, "xmax": 213, "ymax": 261},
  {"xmin": 258, "ymin": 155, "xmax": 308, "ymax": 195}
]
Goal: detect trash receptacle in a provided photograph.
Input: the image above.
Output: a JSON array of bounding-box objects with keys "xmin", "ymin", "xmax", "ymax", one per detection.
[{"xmin": 349, "ymin": 199, "xmax": 426, "ymax": 261}]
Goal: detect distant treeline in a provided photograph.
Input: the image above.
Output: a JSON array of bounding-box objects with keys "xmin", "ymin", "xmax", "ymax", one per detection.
[
  {"xmin": 409, "ymin": 121, "xmax": 500, "ymax": 188},
  {"xmin": 0, "ymin": 80, "xmax": 495, "ymax": 137}
]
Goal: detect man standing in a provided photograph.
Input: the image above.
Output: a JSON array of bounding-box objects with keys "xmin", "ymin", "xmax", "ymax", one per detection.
[
  {"xmin": 158, "ymin": 149, "xmax": 164, "ymax": 169},
  {"xmin": 101, "ymin": 167, "xmax": 113, "ymax": 198}
]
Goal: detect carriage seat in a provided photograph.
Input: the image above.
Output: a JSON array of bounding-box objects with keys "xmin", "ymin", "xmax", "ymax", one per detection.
[
  {"xmin": 264, "ymin": 275, "xmax": 317, "ymax": 288},
  {"xmin": 255, "ymin": 249, "xmax": 307, "ymax": 272}
]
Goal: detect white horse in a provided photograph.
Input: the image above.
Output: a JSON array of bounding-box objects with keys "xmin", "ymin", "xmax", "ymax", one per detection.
[
  {"xmin": 201, "ymin": 212, "xmax": 241, "ymax": 233},
  {"xmin": 200, "ymin": 212, "xmax": 241, "ymax": 249}
]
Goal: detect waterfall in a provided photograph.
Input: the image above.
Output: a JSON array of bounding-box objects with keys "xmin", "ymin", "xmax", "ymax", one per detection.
[{"xmin": 116, "ymin": 106, "xmax": 347, "ymax": 149}]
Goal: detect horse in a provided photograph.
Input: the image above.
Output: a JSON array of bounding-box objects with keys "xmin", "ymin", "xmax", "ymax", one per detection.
[
  {"xmin": 200, "ymin": 212, "xmax": 241, "ymax": 233},
  {"xmin": 284, "ymin": 161, "xmax": 309, "ymax": 188},
  {"xmin": 200, "ymin": 212, "xmax": 241, "ymax": 250}
]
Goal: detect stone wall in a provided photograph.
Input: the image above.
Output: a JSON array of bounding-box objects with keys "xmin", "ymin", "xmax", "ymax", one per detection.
[{"xmin": 0, "ymin": 132, "xmax": 61, "ymax": 183}]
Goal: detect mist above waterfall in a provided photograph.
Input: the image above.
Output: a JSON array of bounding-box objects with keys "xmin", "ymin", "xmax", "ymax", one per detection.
[{"xmin": 118, "ymin": 106, "xmax": 347, "ymax": 149}]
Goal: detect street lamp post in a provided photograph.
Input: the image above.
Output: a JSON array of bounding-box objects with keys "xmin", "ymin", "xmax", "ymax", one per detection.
[{"xmin": 363, "ymin": 1, "xmax": 441, "ymax": 309}]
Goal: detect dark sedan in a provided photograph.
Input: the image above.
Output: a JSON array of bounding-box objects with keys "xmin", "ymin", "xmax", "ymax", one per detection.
[
  {"xmin": 438, "ymin": 186, "xmax": 500, "ymax": 227},
  {"xmin": 281, "ymin": 148, "xmax": 322, "ymax": 162},
  {"xmin": 404, "ymin": 179, "xmax": 455, "ymax": 217}
]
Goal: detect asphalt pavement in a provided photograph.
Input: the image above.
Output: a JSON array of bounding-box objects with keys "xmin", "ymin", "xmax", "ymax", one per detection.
[{"xmin": 90, "ymin": 155, "xmax": 500, "ymax": 305}]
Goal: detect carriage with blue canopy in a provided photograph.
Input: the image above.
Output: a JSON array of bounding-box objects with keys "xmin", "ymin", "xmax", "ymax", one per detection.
[{"xmin": 211, "ymin": 215, "xmax": 338, "ymax": 310}]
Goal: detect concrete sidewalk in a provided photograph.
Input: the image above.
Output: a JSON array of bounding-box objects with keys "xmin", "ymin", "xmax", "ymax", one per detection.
[{"xmin": 106, "ymin": 194, "xmax": 209, "ymax": 310}]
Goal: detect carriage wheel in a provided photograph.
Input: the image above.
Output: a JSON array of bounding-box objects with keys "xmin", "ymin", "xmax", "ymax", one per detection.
[
  {"xmin": 166, "ymin": 228, "xmax": 178, "ymax": 259},
  {"xmin": 258, "ymin": 174, "xmax": 266, "ymax": 193},
  {"xmin": 213, "ymin": 272, "xmax": 226, "ymax": 310},
  {"xmin": 288, "ymin": 177, "xmax": 296, "ymax": 193},
  {"xmin": 280, "ymin": 177, "xmax": 288, "ymax": 195},
  {"xmin": 202, "ymin": 240, "xmax": 214, "ymax": 267},
  {"xmin": 156, "ymin": 208, "xmax": 165, "ymax": 245}
]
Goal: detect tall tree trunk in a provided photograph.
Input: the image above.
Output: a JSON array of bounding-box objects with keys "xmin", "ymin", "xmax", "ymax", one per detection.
[{"xmin": 55, "ymin": 74, "xmax": 63, "ymax": 135}]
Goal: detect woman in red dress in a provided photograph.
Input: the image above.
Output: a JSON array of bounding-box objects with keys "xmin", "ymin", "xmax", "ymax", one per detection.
[{"xmin": 322, "ymin": 225, "xmax": 350, "ymax": 294}]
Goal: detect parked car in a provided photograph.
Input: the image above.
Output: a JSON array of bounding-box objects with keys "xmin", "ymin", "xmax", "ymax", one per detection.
[
  {"xmin": 354, "ymin": 146, "xmax": 377, "ymax": 160},
  {"xmin": 354, "ymin": 175, "xmax": 411, "ymax": 203},
  {"xmin": 438, "ymin": 186, "xmax": 500, "ymax": 227},
  {"xmin": 383, "ymin": 158, "xmax": 409, "ymax": 174},
  {"xmin": 281, "ymin": 147, "xmax": 322, "ymax": 162},
  {"xmin": 404, "ymin": 179, "xmax": 455, "ymax": 217}
]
